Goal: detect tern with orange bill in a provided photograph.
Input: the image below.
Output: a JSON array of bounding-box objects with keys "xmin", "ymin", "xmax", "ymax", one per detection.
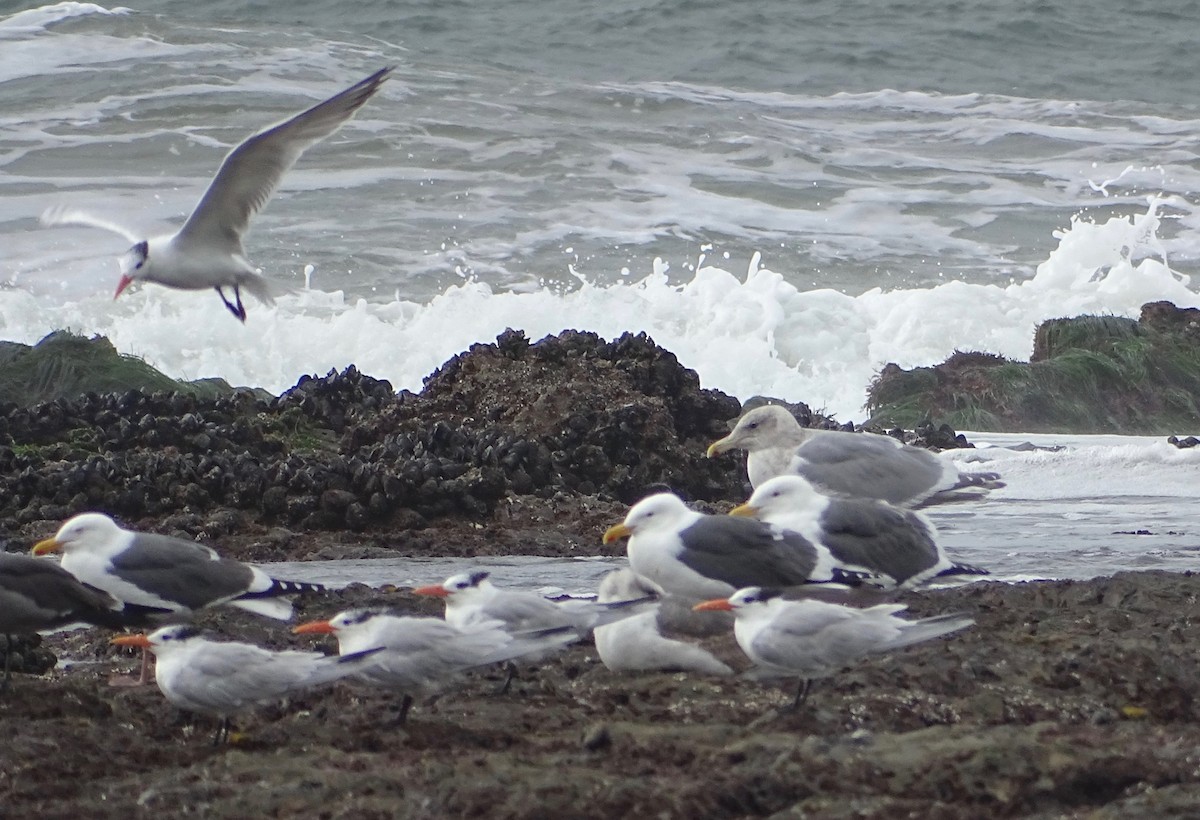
[
  {"xmin": 295, "ymin": 608, "xmax": 576, "ymax": 723},
  {"xmin": 694, "ymin": 586, "xmax": 974, "ymax": 710},
  {"xmin": 41, "ymin": 66, "xmax": 392, "ymax": 321},
  {"xmin": 113, "ymin": 624, "xmax": 381, "ymax": 744}
]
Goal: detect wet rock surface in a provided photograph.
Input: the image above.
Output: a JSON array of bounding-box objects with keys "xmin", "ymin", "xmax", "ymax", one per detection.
[
  {"xmin": 0, "ymin": 329, "xmax": 986, "ymax": 562},
  {"xmin": 866, "ymin": 300, "xmax": 1200, "ymax": 434},
  {"xmin": 2, "ymin": 571, "xmax": 1200, "ymax": 818},
  {"xmin": 2, "ymin": 328, "xmax": 1190, "ymax": 817}
]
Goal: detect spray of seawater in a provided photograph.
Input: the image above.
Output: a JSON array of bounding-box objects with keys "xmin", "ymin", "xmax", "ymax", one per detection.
[{"xmin": 1, "ymin": 198, "xmax": 1195, "ymax": 421}]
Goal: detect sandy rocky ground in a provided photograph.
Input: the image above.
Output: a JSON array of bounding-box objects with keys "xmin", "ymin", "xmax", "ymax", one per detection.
[{"xmin": 3, "ymin": 330, "xmax": 1200, "ymax": 818}]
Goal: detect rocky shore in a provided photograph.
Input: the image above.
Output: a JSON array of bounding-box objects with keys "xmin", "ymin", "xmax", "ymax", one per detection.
[
  {"xmin": 4, "ymin": 571, "xmax": 1200, "ymax": 818},
  {"xmin": 3, "ymin": 327, "xmax": 1199, "ymax": 818}
]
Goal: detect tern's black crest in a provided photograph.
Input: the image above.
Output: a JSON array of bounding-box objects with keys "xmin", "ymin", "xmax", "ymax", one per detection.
[
  {"xmin": 467, "ymin": 571, "xmax": 490, "ymax": 587},
  {"xmin": 752, "ymin": 587, "xmax": 785, "ymax": 603},
  {"xmin": 129, "ymin": 240, "xmax": 148, "ymax": 270},
  {"xmin": 342, "ymin": 608, "xmax": 388, "ymax": 626}
]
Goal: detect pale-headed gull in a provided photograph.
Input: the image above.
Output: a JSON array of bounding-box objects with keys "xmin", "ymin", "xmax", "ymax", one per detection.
[
  {"xmin": 41, "ymin": 67, "xmax": 392, "ymax": 321},
  {"xmin": 730, "ymin": 475, "xmax": 988, "ymax": 588},
  {"xmin": 707, "ymin": 405, "xmax": 1004, "ymax": 507},
  {"xmin": 694, "ymin": 586, "xmax": 974, "ymax": 710}
]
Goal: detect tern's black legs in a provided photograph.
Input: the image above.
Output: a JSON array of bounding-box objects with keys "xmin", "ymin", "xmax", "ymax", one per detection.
[
  {"xmin": 215, "ymin": 285, "xmax": 247, "ymax": 322},
  {"xmin": 495, "ymin": 660, "xmax": 518, "ymax": 695},
  {"xmin": 2, "ymin": 634, "xmax": 11, "ymax": 693},
  {"xmin": 787, "ymin": 678, "xmax": 814, "ymax": 711}
]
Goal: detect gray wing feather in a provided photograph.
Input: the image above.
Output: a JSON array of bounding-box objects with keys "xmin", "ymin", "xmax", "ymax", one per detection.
[
  {"xmin": 676, "ymin": 517, "xmax": 819, "ymax": 588},
  {"xmin": 817, "ymin": 499, "xmax": 939, "ymax": 585},
  {"xmin": 110, "ymin": 533, "xmax": 254, "ymax": 609},
  {"xmin": 175, "ymin": 67, "xmax": 391, "ymax": 252},
  {"xmin": 793, "ymin": 433, "xmax": 943, "ymax": 505}
]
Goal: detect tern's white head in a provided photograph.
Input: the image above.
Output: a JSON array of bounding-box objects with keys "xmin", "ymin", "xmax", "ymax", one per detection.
[
  {"xmin": 116, "ymin": 239, "xmax": 151, "ymax": 298},
  {"xmin": 112, "ymin": 623, "xmax": 203, "ymax": 655},
  {"xmin": 693, "ymin": 586, "xmax": 784, "ymax": 614},
  {"xmin": 413, "ymin": 570, "xmax": 494, "ymax": 602}
]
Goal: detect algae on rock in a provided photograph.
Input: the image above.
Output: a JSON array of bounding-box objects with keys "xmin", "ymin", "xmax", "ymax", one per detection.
[{"xmin": 865, "ymin": 301, "xmax": 1200, "ymax": 434}]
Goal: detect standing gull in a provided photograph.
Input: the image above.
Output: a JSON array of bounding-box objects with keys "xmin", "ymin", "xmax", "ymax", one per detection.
[
  {"xmin": 602, "ymin": 493, "xmax": 882, "ymax": 601},
  {"xmin": 730, "ymin": 475, "xmax": 988, "ymax": 588},
  {"xmin": 592, "ymin": 569, "xmax": 734, "ymax": 676},
  {"xmin": 113, "ymin": 624, "xmax": 381, "ymax": 744},
  {"xmin": 0, "ymin": 553, "xmax": 164, "ymax": 688},
  {"xmin": 33, "ymin": 512, "xmax": 324, "ymax": 682},
  {"xmin": 694, "ymin": 587, "xmax": 974, "ymax": 710},
  {"xmin": 41, "ymin": 66, "xmax": 392, "ymax": 321},
  {"xmin": 707, "ymin": 405, "xmax": 1004, "ymax": 507},
  {"xmin": 294, "ymin": 609, "xmax": 576, "ymax": 723}
]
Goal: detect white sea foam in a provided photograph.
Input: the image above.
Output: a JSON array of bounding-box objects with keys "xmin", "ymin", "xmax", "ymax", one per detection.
[{"xmin": 1, "ymin": 198, "xmax": 1196, "ymax": 422}]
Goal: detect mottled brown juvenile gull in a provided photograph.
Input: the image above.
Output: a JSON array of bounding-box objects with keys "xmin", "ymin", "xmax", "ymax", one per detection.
[
  {"xmin": 0, "ymin": 553, "xmax": 164, "ymax": 687},
  {"xmin": 707, "ymin": 405, "xmax": 1004, "ymax": 507},
  {"xmin": 694, "ymin": 586, "xmax": 974, "ymax": 710},
  {"xmin": 41, "ymin": 66, "xmax": 392, "ymax": 321},
  {"xmin": 592, "ymin": 569, "xmax": 733, "ymax": 676},
  {"xmin": 602, "ymin": 493, "xmax": 882, "ymax": 601},
  {"xmin": 731, "ymin": 475, "xmax": 989, "ymax": 588}
]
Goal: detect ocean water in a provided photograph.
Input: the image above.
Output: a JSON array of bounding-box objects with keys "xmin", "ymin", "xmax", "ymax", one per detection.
[{"xmin": 3, "ymin": 1, "xmax": 1200, "ymax": 580}]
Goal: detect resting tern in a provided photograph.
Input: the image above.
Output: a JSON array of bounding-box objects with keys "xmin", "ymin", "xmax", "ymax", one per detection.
[
  {"xmin": 41, "ymin": 66, "xmax": 392, "ymax": 321},
  {"xmin": 294, "ymin": 608, "xmax": 576, "ymax": 723},
  {"xmin": 113, "ymin": 624, "xmax": 381, "ymax": 744},
  {"xmin": 694, "ymin": 586, "xmax": 974, "ymax": 710},
  {"xmin": 35, "ymin": 512, "xmax": 324, "ymax": 683}
]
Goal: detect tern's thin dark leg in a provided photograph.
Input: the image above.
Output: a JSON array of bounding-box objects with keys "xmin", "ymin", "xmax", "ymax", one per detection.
[
  {"xmin": 215, "ymin": 286, "xmax": 247, "ymax": 322},
  {"xmin": 2, "ymin": 634, "xmax": 11, "ymax": 693},
  {"xmin": 495, "ymin": 660, "xmax": 518, "ymax": 695},
  {"xmin": 789, "ymin": 678, "xmax": 814, "ymax": 711},
  {"xmin": 213, "ymin": 716, "xmax": 231, "ymax": 746}
]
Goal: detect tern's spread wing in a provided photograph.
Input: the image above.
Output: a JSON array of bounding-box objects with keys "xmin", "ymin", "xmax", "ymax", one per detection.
[
  {"xmin": 40, "ymin": 205, "xmax": 141, "ymax": 244},
  {"xmin": 175, "ymin": 67, "xmax": 391, "ymax": 253}
]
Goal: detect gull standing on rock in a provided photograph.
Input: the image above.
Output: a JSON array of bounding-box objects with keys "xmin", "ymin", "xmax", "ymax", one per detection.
[
  {"xmin": 602, "ymin": 493, "xmax": 883, "ymax": 601},
  {"xmin": 41, "ymin": 66, "xmax": 392, "ymax": 321},
  {"xmin": 0, "ymin": 553, "xmax": 166, "ymax": 688},
  {"xmin": 707, "ymin": 405, "xmax": 1004, "ymax": 507},
  {"xmin": 34, "ymin": 512, "xmax": 325, "ymax": 682},
  {"xmin": 294, "ymin": 608, "xmax": 577, "ymax": 723},
  {"xmin": 694, "ymin": 587, "xmax": 974, "ymax": 710},
  {"xmin": 113, "ymin": 624, "xmax": 381, "ymax": 744},
  {"xmin": 730, "ymin": 475, "xmax": 989, "ymax": 588},
  {"xmin": 592, "ymin": 569, "xmax": 734, "ymax": 676}
]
